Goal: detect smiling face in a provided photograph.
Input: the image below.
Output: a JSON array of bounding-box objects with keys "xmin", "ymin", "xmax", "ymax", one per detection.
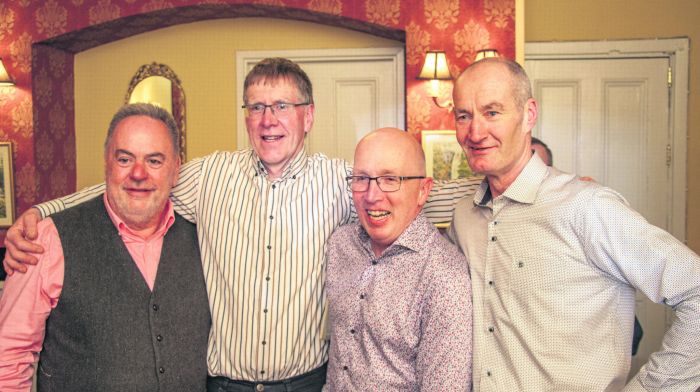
[
  {"xmin": 244, "ymin": 77, "xmax": 314, "ymax": 179},
  {"xmin": 453, "ymin": 60, "xmax": 537, "ymax": 196},
  {"xmin": 352, "ymin": 128, "xmax": 433, "ymax": 257},
  {"xmin": 105, "ymin": 115, "xmax": 180, "ymax": 232}
]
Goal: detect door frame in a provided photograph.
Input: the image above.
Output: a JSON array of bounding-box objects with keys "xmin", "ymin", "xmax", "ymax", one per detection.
[
  {"xmin": 525, "ymin": 38, "xmax": 689, "ymax": 244},
  {"xmin": 235, "ymin": 47, "xmax": 405, "ymax": 150}
]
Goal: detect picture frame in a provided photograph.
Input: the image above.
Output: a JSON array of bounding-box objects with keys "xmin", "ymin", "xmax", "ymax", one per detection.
[
  {"xmin": 0, "ymin": 142, "xmax": 15, "ymax": 228},
  {"xmin": 421, "ymin": 130, "xmax": 473, "ymax": 181}
]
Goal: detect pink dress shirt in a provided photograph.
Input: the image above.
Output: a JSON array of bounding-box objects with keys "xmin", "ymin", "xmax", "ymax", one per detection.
[{"xmin": 0, "ymin": 194, "xmax": 175, "ymax": 391}]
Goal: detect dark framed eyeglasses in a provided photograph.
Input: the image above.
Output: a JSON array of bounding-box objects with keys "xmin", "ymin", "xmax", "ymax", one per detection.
[
  {"xmin": 346, "ymin": 175, "xmax": 425, "ymax": 192},
  {"xmin": 241, "ymin": 102, "xmax": 310, "ymax": 118}
]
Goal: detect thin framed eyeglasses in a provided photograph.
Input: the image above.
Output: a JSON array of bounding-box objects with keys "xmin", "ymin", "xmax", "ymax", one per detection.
[
  {"xmin": 241, "ymin": 102, "xmax": 310, "ymax": 118},
  {"xmin": 346, "ymin": 175, "xmax": 425, "ymax": 192}
]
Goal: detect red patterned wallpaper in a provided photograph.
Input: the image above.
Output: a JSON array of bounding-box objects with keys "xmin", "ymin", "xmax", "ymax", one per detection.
[{"xmin": 0, "ymin": 0, "xmax": 514, "ymax": 229}]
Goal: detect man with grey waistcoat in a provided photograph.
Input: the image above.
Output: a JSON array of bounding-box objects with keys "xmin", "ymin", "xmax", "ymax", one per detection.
[{"xmin": 0, "ymin": 103, "xmax": 211, "ymax": 391}]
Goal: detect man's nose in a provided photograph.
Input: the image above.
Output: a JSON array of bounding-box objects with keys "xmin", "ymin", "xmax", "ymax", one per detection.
[
  {"xmin": 468, "ymin": 116, "xmax": 488, "ymax": 142},
  {"xmin": 129, "ymin": 162, "xmax": 148, "ymax": 180},
  {"xmin": 260, "ymin": 106, "xmax": 279, "ymax": 127},
  {"xmin": 364, "ymin": 179, "xmax": 384, "ymax": 202}
]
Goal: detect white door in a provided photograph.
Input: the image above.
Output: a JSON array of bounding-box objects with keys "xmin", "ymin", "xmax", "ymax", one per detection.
[
  {"xmin": 525, "ymin": 50, "xmax": 678, "ymax": 378},
  {"xmin": 237, "ymin": 48, "xmax": 405, "ymax": 163}
]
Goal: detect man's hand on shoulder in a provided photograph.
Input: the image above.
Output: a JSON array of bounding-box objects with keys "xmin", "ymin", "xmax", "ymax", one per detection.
[{"xmin": 3, "ymin": 208, "xmax": 45, "ymax": 275}]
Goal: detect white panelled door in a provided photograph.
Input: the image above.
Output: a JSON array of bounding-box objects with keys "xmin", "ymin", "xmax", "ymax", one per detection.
[
  {"xmin": 525, "ymin": 39, "xmax": 689, "ymax": 380},
  {"xmin": 237, "ymin": 48, "xmax": 405, "ymax": 163}
]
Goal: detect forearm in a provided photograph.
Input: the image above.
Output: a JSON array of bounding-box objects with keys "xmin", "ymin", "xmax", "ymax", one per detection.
[
  {"xmin": 423, "ymin": 177, "xmax": 481, "ymax": 225},
  {"xmin": 629, "ymin": 287, "xmax": 700, "ymax": 390},
  {"xmin": 34, "ymin": 183, "xmax": 105, "ymax": 218}
]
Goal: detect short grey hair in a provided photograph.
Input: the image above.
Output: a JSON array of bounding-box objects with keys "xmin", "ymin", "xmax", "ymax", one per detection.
[
  {"xmin": 469, "ymin": 57, "xmax": 533, "ymax": 109},
  {"xmin": 243, "ymin": 57, "xmax": 314, "ymax": 105},
  {"xmin": 104, "ymin": 103, "xmax": 179, "ymax": 155}
]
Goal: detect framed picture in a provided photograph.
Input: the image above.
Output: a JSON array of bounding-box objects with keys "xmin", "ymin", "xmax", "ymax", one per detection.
[
  {"xmin": 421, "ymin": 130, "xmax": 473, "ymax": 181},
  {"xmin": 0, "ymin": 142, "xmax": 15, "ymax": 228}
]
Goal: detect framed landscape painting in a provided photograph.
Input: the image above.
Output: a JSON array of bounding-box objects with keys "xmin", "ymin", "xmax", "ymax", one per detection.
[
  {"xmin": 0, "ymin": 142, "xmax": 15, "ymax": 228},
  {"xmin": 421, "ymin": 130, "xmax": 473, "ymax": 181}
]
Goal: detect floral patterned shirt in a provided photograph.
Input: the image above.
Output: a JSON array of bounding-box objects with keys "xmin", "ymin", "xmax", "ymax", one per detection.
[{"xmin": 325, "ymin": 213, "xmax": 473, "ymax": 391}]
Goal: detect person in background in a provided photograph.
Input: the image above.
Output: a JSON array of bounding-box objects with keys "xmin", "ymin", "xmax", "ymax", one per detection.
[
  {"xmin": 448, "ymin": 57, "xmax": 700, "ymax": 391},
  {"xmin": 530, "ymin": 136, "xmax": 552, "ymax": 166},
  {"xmin": 0, "ymin": 103, "xmax": 210, "ymax": 391},
  {"xmin": 324, "ymin": 128, "xmax": 472, "ymax": 391},
  {"xmin": 3, "ymin": 58, "xmax": 480, "ymax": 392}
]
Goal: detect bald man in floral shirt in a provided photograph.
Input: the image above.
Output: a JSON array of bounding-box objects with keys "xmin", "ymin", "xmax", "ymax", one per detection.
[{"xmin": 324, "ymin": 128, "xmax": 472, "ymax": 391}]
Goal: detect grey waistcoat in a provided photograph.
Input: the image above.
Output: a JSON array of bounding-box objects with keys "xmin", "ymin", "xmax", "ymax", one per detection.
[{"xmin": 38, "ymin": 196, "xmax": 210, "ymax": 392}]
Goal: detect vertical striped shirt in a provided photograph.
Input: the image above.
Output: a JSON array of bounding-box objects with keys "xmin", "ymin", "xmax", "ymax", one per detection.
[{"xmin": 36, "ymin": 148, "xmax": 481, "ymax": 382}]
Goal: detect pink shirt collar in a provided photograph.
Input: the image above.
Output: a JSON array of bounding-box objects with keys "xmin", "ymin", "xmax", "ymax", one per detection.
[{"xmin": 102, "ymin": 193, "xmax": 175, "ymax": 241}]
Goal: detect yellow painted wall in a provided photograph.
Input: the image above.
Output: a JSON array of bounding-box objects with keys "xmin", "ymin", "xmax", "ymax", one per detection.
[
  {"xmin": 525, "ymin": 0, "xmax": 700, "ymax": 252},
  {"xmin": 75, "ymin": 17, "xmax": 402, "ymax": 188}
]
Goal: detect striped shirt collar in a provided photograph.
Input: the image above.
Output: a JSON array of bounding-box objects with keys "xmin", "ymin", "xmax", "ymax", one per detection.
[
  {"xmin": 249, "ymin": 147, "xmax": 308, "ymax": 180},
  {"xmin": 355, "ymin": 212, "xmax": 431, "ymax": 259},
  {"xmin": 474, "ymin": 153, "xmax": 548, "ymax": 206}
]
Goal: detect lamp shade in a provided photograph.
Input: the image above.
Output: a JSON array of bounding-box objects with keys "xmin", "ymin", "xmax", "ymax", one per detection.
[
  {"xmin": 0, "ymin": 59, "xmax": 14, "ymax": 86},
  {"xmin": 418, "ymin": 51, "xmax": 451, "ymax": 80},
  {"xmin": 474, "ymin": 49, "xmax": 499, "ymax": 62}
]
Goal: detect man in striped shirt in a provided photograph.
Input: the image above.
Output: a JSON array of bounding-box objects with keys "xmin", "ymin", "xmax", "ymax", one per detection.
[{"xmin": 4, "ymin": 58, "xmax": 480, "ymax": 392}]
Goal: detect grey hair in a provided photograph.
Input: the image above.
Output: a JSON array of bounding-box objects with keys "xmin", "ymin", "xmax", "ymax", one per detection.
[
  {"xmin": 243, "ymin": 57, "xmax": 314, "ymax": 105},
  {"xmin": 469, "ymin": 57, "xmax": 533, "ymax": 109},
  {"xmin": 104, "ymin": 103, "xmax": 179, "ymax": 155}
]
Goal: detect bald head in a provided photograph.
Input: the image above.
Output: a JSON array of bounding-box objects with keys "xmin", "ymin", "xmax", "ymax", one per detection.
[
  {"xmin": 352, "ymin": 127, "xmax": 433, "ymax": 257},
  {"xmin": 355, "ymin": 128, "xmax": 426, "ymax": 176}
]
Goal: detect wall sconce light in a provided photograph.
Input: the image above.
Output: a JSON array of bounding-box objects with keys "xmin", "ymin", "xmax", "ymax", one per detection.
[
  {"xmin": 474, "ymin": 49, "xmax": 499, "ymax": 62},
  {"xmin": 417, "ymin": 50, "xmax": 452, "ymax": 109},
  {"xmin": 0, "ymin": 58, "xmax": 15, "ymax": 86}
]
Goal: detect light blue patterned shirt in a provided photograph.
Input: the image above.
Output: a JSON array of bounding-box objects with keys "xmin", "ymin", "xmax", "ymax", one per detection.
[{"xmin": 448, "ymin": 154, "xmax": 700, "ymax": 391}]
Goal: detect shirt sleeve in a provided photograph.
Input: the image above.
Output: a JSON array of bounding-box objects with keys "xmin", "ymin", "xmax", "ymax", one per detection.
[
  {"xmin": 169, "ymin": 156, "xmax": 204, "ymax": 224},
  {"xmin": 581, "ymin": 188, "xmax": 700, "ymax": 390},
  {"xmin": 342, "ymin": 161, "xmax": 357, "ymax": 221},
  {"xmin": 416, "ymin": 251, "xmax": 473, "ymax": 391},
  {"xmin": 35, "ymin": 183, "xmax": 105, "ymax": 218},
  {"xmin": 424, "ymin": 177, "xmax": 482, "ymax": 225},
  {"xmin": 0, "ymin": 218, "xmax": 64, "ymax": 391},
  {"xmin": 36, "ymin": 158, "xmax": 205, "ymax": 223}
]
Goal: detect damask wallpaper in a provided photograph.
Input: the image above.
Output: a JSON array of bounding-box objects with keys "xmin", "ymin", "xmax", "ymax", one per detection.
[{"xmin": 0, "ymin": 0, "xmax": 514, "ymax": 234}]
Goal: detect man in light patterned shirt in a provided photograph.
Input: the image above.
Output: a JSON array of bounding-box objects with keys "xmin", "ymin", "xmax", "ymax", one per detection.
[
  {"xmin": 448, "ymin": 57, "xmax": 700, "ymax": 391},
  {"xmin": 325, "ymin": 128, "xmax": 472, "ymax": 391},
  {"xmin": 4, "ymin": 58, "xmax": 481, "ymax": 392}
]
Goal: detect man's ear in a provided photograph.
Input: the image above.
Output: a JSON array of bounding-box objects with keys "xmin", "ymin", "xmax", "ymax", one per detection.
[
  {"xmin": 418, "ymin": 177, "xmax": 434, "ymax": 206},
  {"xmin": 524, "ymin": 98, "xmax": 538, "ymax": 131},
  {"xmin": 171, "ymin": 154, "xmax": 181, "ymax": 187},
  {"xmin": 304, "ymin": 104, "xmax": 315, "ymax": 134}
]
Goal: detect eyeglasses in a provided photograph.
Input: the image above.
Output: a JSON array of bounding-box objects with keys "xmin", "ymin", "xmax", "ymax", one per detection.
[
  {"xmin": 346, "ymin": 175, "xmax": 425, "ymax": 193},
  {"xmin": 241, "ymin": 102, "xmax": 310, "ymax": 118}
]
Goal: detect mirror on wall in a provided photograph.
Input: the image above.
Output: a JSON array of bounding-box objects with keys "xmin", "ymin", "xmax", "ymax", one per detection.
[{"xmin": 125, "ymin": 62, "xmax": 187, "ymax": 161}]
